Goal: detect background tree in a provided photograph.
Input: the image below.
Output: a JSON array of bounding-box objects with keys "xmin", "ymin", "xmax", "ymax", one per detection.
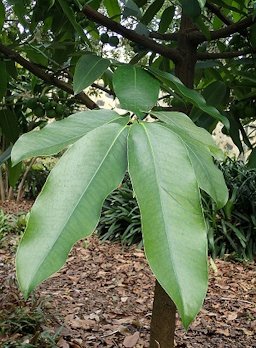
[{"xmin": 0, "ymin": 1, "xmax": 256, "ymax": 347}]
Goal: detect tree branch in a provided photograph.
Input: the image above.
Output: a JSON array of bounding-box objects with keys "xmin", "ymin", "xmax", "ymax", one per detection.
[
  {"xmin": 190, "ymin": 15, "xmax": 256, "ymax": 43},
  {"xmin": 197, "ymin": 47, "xmax": 255, "ymax": 60},
  {"xmin": 91, "ymin": 83, "xmax": 114, "ymax": 96},
  {"xmin": 149, "ymin": 31, "xmax": 178, "ymax": 41},
  {"xmin": 205, "ymin": 2, "xmax": 232, "ymax": 26},
  {"xmin": 0, "ymin": 43, "xmax": 98, "ymax": 110},
  {"xmin": 82, "ymin": 5, "xmax": 182, "ymax": 63}
]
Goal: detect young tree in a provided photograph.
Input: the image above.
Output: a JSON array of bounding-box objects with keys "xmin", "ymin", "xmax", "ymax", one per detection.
[{"xmin": 1, "ymin": 1, "xmax": 256, "ymax": 347}]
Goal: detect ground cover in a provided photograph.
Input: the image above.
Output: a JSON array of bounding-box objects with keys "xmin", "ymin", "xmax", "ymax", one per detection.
[{"xmin": 0, "ymin": 202, "xmax": 255, "ymax": 347}]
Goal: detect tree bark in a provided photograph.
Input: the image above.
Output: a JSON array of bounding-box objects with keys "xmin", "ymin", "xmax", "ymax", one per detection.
[
  {"xmin": 175, "ymin": 15, "xmax": 198, "ymax": 88},
  {"xmin": 150, "ymin": 280, "xmax": 176, "ymax": 348}
]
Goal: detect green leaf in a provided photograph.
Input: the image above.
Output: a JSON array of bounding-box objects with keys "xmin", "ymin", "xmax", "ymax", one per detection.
[
  {"xmin": 12, "ymin": 109, "xmax": 126, "ymax": 165},
  {"xmin": 179, "ymin": 0, "xmax": 205, "ymax": 18},
  {"xmin": 194, "ymin": 16, "xmax": 211, "ymax": 40},
  {"xmin": 123, "ymin": 0, "xmax": 142, "ymax": 18},
  {"xmin": 151, "ymin": 111, "xmax": 224, "ymax": 159},
  {"xmin": 8, "ymin": 160, "xmax": 22, "ymax": 187},
  {"xmin": 140, "ymin": 0, "xmax": 165, "ymax": 25},
  {"xmin": 128, "ymin": 122, "xmax": 208, "ymax": 328},
  {"xmin": 0, "ymin": 145, "xmax": 12, "ymax": 165},
  {"xmin": 103, "ymin": 0, "xmax": 121, "ymax": 21},
  {"xmin": 247, "ymin": 148, "xmax": 256, "ymax": 169},
  {"xmin": 134, "ymin": 0, "xmax": 147, "ymax": 7},
  {"xmin": 73, "ymin": 54, "xmax": 110, "ymax": 95},
  {"xmin": 0, "ymin": 61, "xmax": 7, "ymax": 101},
  {"xmin": 148, "ymin": 67, "xmax": 229, "ymax": 129},
  {"xmin": 158, "ymin": 6, "xmax": 175, "ymax": 33},
  {"xmin": 190, "ymin": 81, "xmax": 227, "ymax": 123},
  {"xmin": 184, "ymin": 142, "xmax": 228, "ymax": 208},
  {"xmin": 0, "ymin": 0, "xmax": 5, "ymax": 30},
  {"xmin": 16, "ymin": 123, "xmax": 128, "ymax": 298},
  {"xmin": 0, "ymin": 108, "xmax": 20, "ymax": 143},
  {"xmin": 57, "ymin": 0, "xmax": 91, "ymax": 45},
  {"xmin": 113, "ymin": 65, "xmax": 160, "ymax": 116}
]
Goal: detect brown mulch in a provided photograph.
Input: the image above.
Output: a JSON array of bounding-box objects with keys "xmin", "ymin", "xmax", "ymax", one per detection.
[{"xmin": 0, "ymin": 201, "xmax": 255, "ymax": 347}]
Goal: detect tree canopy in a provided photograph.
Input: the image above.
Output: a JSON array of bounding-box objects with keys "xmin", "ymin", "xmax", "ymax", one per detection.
[{"xmin": 0, "ymin": 0, "xmax": 256, "ymax": 157}]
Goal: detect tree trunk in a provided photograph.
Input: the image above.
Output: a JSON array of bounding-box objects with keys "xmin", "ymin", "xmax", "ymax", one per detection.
[
  {"xmin": 150, "ymin": 280, "xmax": 176, "ymax": 348},
  {"xmin": 149, "ymin": 13, "xmax": 198, "ymax": 348}
]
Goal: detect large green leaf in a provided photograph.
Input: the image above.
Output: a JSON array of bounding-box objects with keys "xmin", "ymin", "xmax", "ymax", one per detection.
[
  {"xmin": 0, "ymin": 108, "xmax": 20, "ymax": 143},
  {"xmin": 123, "ymin": 0, "xmax": 142, "ymax": 18},
  {"xmin": 73, "ymin": 54, "xmax": 110, "ymax": 95},
  {"xmin": 151, "ymin": 111, "xmax": 224, "ymax": 159},
  {"xmin": 190, "ymin": 81, "xmax": 228, "ymax": 130},
  {"xmin": 12, "ymin": 110, "xmax": 126, "ymax": 165},
  {"xmin": 185, "ymin": 142, "xmax": 228, "ymax": 208},
  {"xmin": 128, "ymin": 122, "xmax": 208, "ymax": 328},
  {"xmin": 103, "ymin": 0, "xmax": 121, "ymax": 21},
  {"xmin": 179, "ymin": 0, "xmax": 206, "ymax": 17},
  {"xmin": 158, "ymin": 6, "xmax": 175, "ymax": 33},
  {"xmin": 16, "ymin": 123, "xmax": 128, "ymax": 298},
  {"xmin": 140, "ymin": 0, "xmax": 165, "ymax": 25},
  {"xmin": 57, "ymin": 0, "xmax": 91, "ymax": 45},
  {"xmin": 148, "ymin": 67, "xmax": 229, "ymax": 129},
  {"xmin": 151, "ymin": 112, "xmax": 228, "ymax": 207},
  {"xmin": 113, "ymin": 65, "xmax": 160, "ymax": 117}
]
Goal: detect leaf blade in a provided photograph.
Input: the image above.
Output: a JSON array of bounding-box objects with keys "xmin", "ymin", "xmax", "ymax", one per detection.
[
  {"xmin": 73, "ymin": 54, "xmax": 110, "ymax": 95},
  {"xmin": 16, "ymin": 123, "xmax": 128, "ymax": 297},
  {"xmin": 128, "ymin": 122, "xmax": 208, "ymax": 328},
  {"xmin": 148, "ymin": 67, "xmax": 229, "ymax": 129},
  {"xmin": 152, "ymin": 111, "xmax": 224, "ymax": 159},
  {"xmin": 11, "ymin": 109, "xmax": 126, "ymax": 165},
  {"xmin": 113, "ymin": 65, "xmax": 160, "ymax": 116}
]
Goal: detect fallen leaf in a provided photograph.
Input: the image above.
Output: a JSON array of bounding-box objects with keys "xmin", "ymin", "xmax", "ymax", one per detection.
[
  {"xmin": 123, "ymin": 331, "xmax": 140, "ymax": 347},
  {"xmin": 227, "ymin": 312, "xmax": 238, "ymax": 321},
  {"xmin": 216, "ymin": 328, "xmax": 230, "ymax": 336},
  {"xmin": 242, "ymin": 328, "xmax": 254, "ymax": 336},
  {"xmin": 57, "ymin": 337, "xmax": 70, "ymax": 348}
]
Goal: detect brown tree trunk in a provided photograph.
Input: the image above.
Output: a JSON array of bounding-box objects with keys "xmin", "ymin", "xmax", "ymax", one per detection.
[
  {"xmin": 149, "ymin": 13, "xmax": 198, "ymax": 348},
  {"xmin": 175, "ymin": 14, "xmax": 198, "ymax": 88},
  {"xmin": 150, "ymin": 280, "xmax": 176, "ymax": 348}
]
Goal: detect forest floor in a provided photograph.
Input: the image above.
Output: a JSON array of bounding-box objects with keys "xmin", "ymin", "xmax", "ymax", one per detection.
[{"xmin": 0, "ymin": 201, "xmax": 255, "ymax": 348}]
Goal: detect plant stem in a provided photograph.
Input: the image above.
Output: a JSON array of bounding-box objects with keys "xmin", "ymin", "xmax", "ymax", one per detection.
[{"xmin": 17, "ymin": 158, "xmax": 36, "ymax": 202}]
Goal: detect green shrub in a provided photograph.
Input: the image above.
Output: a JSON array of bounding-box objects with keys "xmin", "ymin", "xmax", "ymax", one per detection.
[
  {"xmin": 0, "ymin": 209, "xmax": 28, "ymax": 246},
  {"xmin": 98, "ymin": 174, "xmax": 142, "ymax": 247},
  {"xmin": 98, "ymin": 159, "xmax": 256, "ymax": 260},
  {"xmin": 204, "ymin": 158, "xmax": 256, "ymax": 260},
  {"xmin": 21, "ymin": 158, "xmax": 57, "ymax": 200},
  {"xmin": 0, "ymin": 209, "xmax": 13, "ymax": 244}
]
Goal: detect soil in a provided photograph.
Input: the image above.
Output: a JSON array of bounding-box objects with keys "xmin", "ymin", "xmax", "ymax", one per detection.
[{"xmin": 0, "ymin": 201, "xmax": 255, "ymax": 348}]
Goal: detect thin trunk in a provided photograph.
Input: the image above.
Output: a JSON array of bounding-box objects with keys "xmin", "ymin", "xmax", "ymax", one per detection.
[
  {"xmin": 150, "ymin": 281, "xmax": 176, "ymax": 348},
  {"xmin": 0, "ymin": 167, "xmax": 5, "ymax": 201},
  {"xmin": 175, "ymin": 14, "xmax": 198, "ymax": 88},
  {"xmin": 17, "ymin": 158, "xmax": 36, "ymax": 202},
  {"xmin": 149, "ymin": 12, "xmax": 198, "ymax": 348}
]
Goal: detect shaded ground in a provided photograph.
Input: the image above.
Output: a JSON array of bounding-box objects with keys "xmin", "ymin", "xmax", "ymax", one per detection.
[{"xmin": 0, "ymin": 201, "xmax": 255, "ymax": 347}]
